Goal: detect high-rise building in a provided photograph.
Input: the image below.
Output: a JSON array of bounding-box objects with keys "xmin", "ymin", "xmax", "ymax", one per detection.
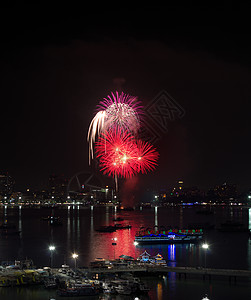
[
  {"xmin": 207, "ymin": 182, "xmax": 237, "ymax": 201},
  {"xmin": 0, "ymin": 172, "xmax": 15, "ymax": 197},
  {"xmin": 48, "ymin": 174, "xmax": 68, "ymax": 201}
]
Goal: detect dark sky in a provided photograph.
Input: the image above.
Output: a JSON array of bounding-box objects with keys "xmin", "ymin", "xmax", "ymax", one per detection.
[{"xmin": 1, "ymin": 5, "xmax": 251, "ymax": 191}]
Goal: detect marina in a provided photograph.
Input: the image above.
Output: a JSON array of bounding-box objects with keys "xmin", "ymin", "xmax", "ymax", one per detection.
[{"xmin": 0, "ymin": 205, "xmax": 250, "ymax": 299}]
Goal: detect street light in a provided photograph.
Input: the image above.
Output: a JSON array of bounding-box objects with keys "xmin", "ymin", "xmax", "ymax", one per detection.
[
  {"xmin": 112, "ymin": 238, "xmax": 117, "ymax": 259},
  {"xmin": 202, "ymin": 243, "xmax": 209, "ymax": 268},
  {"xmin": 72, "ymin": 253, "xmax": 78, "ymax": 271},
  {"xmin": 49, "ymin": 245, "xmax": 55, "ymax": 268}
]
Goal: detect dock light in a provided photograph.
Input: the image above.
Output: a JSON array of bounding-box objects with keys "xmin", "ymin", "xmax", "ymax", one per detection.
[
  {"xmin": 49, "ymin": 245, "xmax": 55, "ymax": 251},
  {"xmin": 134, "ymin": 241, "xmax": 138, "ymax": 246},
  {"xmin": 202, "ymin": 243, "xmax": 209, "ymax": 249},
  {"xmin": 72, "ymin": 253, "xmax": 78, "ymax": 271},
  {"xmin": 49, "ymin": 245, "xmax": 55, "ymax": 268},
  {"xmin": 202, "ymin": 243, "xmax": 209, "ymax": 268}
]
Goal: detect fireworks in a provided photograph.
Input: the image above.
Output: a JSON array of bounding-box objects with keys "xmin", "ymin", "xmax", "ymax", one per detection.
[
  {"xmin": 95, "ymin": 129, "xmax": 159, "ymax": 178},
  {"xmin": 134, "ymin": 139, "xmax": 159, "ymax": 174},
  {"xmin": 88, "ymin": 91, "xmax": 159, "ymax": 179},
  {"xmin": 87, "ymin": 91, "xmax": 141, "ymax": 162},
  {"xmin": 98, "ymin": 91, "xmax": 142, "ymax": 133}
]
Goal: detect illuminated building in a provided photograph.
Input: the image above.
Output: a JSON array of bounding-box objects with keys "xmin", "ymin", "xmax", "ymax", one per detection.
[
  {"xmin": 49, "ymin": 174, "xmax": 68, "ymax": 201},
  {"xmin": 0, "ymin": 172, "xmax": 15, "ymax": 198},
  {"xmin": 207, "ymin": 182, "xmax": 237, "ymax": 203}
]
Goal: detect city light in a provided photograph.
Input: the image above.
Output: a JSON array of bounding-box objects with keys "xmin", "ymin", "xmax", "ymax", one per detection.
[
  {"xmin": 49, "ymin": 245, "xmax": 55, "ymax": 268},
  {"xmin": 72, "ymin": 253, "xmax": 79, "ymax": 270},
  {"xmin": 202, "ymin": 243, "xmax": 209, "ymax": 249},
  {"xmin": 134, "ymin": 241, "xmax": 139, "ymax": 246},
  {"xmin": 202, "ymin": 243, "xmax": 209, "ymax": 268}
]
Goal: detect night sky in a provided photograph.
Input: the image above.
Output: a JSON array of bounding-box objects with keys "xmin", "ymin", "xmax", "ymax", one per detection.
[{"xmin": 1, "ymin": 5, "xmax": 251, "ymax": 192}]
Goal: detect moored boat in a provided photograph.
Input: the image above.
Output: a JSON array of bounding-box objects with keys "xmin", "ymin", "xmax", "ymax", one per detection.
[
  {"xmin": 113, "ymin": 217, "xmax": 124, "ymax": 221},
  {"xmin": 96, "ymin": 224, "xmax": 132, "ymax": 232},
  {"xmin": 57, "ymin": 286, "xmax": 99, "ymax": 297},
  {"xmin": 95, "ymin": 226, "xmax": 117, "ymax": 232},
  {"xmin": 114, "ymin": 224, "xmax": 132, "ymax": 230}
]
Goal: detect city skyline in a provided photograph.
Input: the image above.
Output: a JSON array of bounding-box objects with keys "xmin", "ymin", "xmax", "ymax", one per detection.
[{"xmin": 1, "ymin": 5, "xmax": 251, "ymax": 192}]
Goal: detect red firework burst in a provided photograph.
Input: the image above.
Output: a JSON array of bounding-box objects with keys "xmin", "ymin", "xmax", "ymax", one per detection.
[
  {"xmin": 96, "ymin": 129, "xmax": 137, "ymax": 178},
  {"xmin": 95, "ymin": 129, "xmax": 159, "ymax": 178},
  {"xmin": 134, "ymin": 140, "xmax": 159, "ymax": 174}
]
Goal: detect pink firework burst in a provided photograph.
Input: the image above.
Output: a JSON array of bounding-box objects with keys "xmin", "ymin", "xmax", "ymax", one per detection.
[{"xmin": 98, "ymin": 91, "xmax": 142, "ymax": 134}]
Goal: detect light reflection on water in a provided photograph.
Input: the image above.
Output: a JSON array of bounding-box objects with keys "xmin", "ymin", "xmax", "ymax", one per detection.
[
  {"xmin": 0, "ymin": 205, "xmax": 251, "ymax": 299},
  {"xmin": 0, "ymin": 206, "xmax": 250, "ymax": 267}
]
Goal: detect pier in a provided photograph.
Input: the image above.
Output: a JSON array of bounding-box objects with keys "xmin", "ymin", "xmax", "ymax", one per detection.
[{"xmin": 86, "ymin": 265, "xmax": 251, "ymax": 282}]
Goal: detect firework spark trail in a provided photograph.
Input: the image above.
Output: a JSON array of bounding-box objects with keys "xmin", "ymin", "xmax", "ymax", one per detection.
[
  {"xmin": 87, "ymin": 111, "xmax": 106, "ymax": 163},
  {"xmin": 87, "ymin": 92, "xmax": 142, "ymax": 164}
]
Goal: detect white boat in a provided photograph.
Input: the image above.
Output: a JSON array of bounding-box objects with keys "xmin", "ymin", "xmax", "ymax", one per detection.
[
  {"xmin": 102, "ymin": 282, "xmax": 116, "ymax": 294},
  {"xmin": 115, "ymin": 284, "xmax": 132, "ymax": 295}
]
